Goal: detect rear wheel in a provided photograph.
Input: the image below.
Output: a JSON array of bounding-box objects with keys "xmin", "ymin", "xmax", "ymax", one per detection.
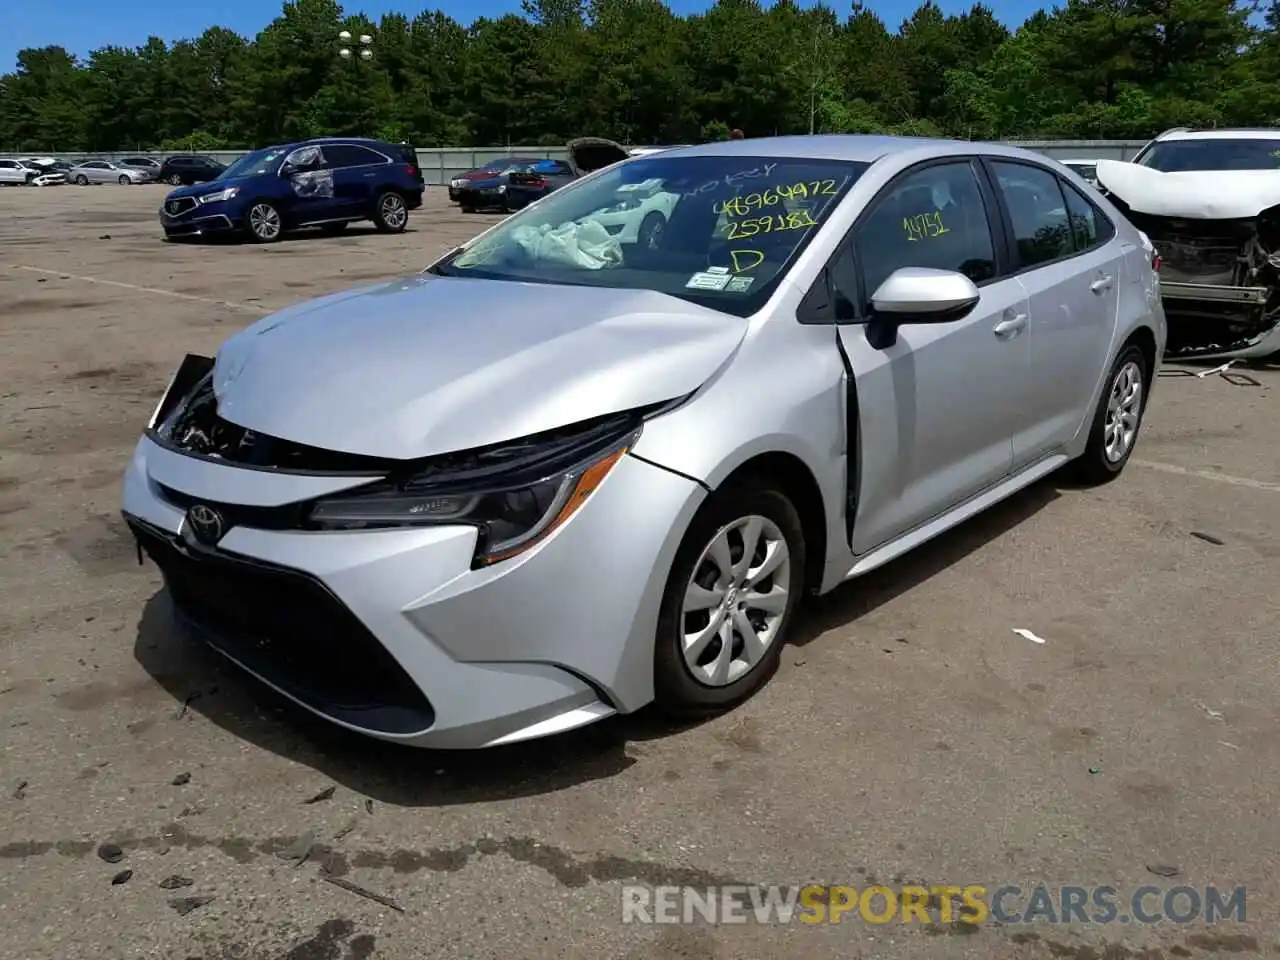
[
  {"xmin": 373, "ymin": 191, "xmax": 408, "ymax": 232},
  {"xmin": 168, "ymin": 173, "xmax": 182, "ymax": 185},
  {"xmin": 653, "ymin": 482, "xmax": 806, "ymax": 717},
  {"xmin": 245, "ymin": 201, "xmax": 283, "ymax": 243},
  {"xmin": 75, "ymin": 174, "xmax": 88, "ymax": 185},
  {"xmin": 1068, "ymin": 344, "xmax": 1149, "ymax": 485}
]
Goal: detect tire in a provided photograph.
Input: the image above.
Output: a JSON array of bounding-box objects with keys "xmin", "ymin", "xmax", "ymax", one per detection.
[
  {"xmin": 168, "ymin": 174, "xmax": 181, "ymax": 185},
  {"xmin": 637, "ymin": 211, "xmax": 667, "ymax": 249},
  {"xmin": 75, "ymin": 174, "xmax": 88, "ymax": 185},
  {"xmin": 653, "ymin": 481, "xmax": 806, "ymax": 717},
  {"xmin": 245, "ymin": 200, "xmax": 284, "ymax": 243},
  {"xmin": 373, "ymin": 190, "xmax": 408, "ymax": 233},
  {"xmin": 1068, "ymin": 343, "xmax": 1150, "ymax": 485},
  {"xmin": 118, "ymin": 175, "xmax": 130, "ymax": 185}
]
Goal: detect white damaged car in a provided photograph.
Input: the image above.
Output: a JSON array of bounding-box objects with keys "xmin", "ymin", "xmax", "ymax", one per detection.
[{"xmin": 1095, "ymin": 128, "xmax": 1280, "ymax": 362}]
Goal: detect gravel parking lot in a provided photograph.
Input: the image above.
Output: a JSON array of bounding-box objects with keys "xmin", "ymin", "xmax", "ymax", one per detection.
[{"xmin": 1, "ymin": 184, "xmax": 1278, "ymax": 960}]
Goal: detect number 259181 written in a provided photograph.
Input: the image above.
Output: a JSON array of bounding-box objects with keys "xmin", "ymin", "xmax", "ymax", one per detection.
[{"xmin": 724, "ymin": 209, "xmax": 819, "ymax": 240}]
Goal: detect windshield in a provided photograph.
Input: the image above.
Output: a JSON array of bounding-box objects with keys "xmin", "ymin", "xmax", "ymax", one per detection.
[
  {"xmin": 218, "ymin": 148, "xmax": 287, "ymax": 180},
  {"xmin": 1136, "ymin": 139, "xmax": 1280, "ymax": 172},
  {"xmin": 433, "ymin": 154, "xmax": 868, "ymax": 317}
]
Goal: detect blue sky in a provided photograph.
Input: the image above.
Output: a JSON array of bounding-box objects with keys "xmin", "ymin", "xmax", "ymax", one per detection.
[{"xmin": 2, "ymin": 0, "xmax": 1046, "ymax": 74}]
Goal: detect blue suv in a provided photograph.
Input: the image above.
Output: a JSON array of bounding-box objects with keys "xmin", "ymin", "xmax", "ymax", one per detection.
[{"xmin": 159, "ymin": 138, "xmax": 425, "ymax": 242}]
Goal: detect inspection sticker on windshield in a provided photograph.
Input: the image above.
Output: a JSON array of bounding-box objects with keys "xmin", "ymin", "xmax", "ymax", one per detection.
[
  {"xmin": 686, "ymin": 271, "xmax": 731, "ymax": 290},
  {"xmin": 724, "ymin": 276, "xmax": 754, "ymax": 292}
]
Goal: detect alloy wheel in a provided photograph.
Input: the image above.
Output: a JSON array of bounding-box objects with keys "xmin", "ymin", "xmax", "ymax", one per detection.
[
  {"xmin": 169, "ymin": 174, "xmax": 182, "ymax": 185},
  {"xmin": 248, "ymin": 203, "xmax": 281, "ymax": 241},
  {"xmin": 681, "ymin": 515, "xmax": 792, "ymax": 687},
  {"xmin": 380, "ymin": 193, "xmax": 407, "ymax": 229},
  {"xmin": 1104, "ymin": 360, "xmax": 1143, "ymax": 463},
  {"xmin": 639, "ymin": 214, "xmax": 665, "ymax": 250}
]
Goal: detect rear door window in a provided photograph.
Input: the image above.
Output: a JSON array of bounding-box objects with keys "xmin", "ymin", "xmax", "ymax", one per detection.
[
  {"xmin": 325, "ymin": 144, "xmax": 387, "ymax": 168},
  {"xmin": 990, "ymin": 161, "xmax": 1074, "ymax": 269}
]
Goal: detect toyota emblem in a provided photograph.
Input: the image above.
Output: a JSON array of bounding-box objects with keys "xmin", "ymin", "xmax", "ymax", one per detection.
[{"xmin": 185, "ymin": 503, "xmax": 224, "ymax": 546}]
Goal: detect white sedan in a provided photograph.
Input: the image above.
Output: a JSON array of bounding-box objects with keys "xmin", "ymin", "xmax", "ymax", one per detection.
[{"xmin": 67, "ymin": 160, "xmax": 155, "ymax": 185}]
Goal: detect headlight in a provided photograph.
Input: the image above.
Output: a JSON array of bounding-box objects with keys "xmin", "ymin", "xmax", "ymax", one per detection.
[
  {"xmin": 309, "ymin": 413, "xmax": 645, "ymax": 567},
  {"xmin": 199, "ymin": 186, "xmax": 238, "ymax": 204}
]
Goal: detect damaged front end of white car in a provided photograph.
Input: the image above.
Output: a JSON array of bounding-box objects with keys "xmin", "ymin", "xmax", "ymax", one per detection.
[{"xmin": 1096, "ymin": 155, "xmax": 1280, "ymax": 362}]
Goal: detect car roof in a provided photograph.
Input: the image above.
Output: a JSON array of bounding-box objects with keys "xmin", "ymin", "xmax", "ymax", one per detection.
[
  {"xmin": 651, "ymin": 134, "xmax": 1058, "ymax": 166},
  {"xmin": 1157, "ymin": 128, "xmax": 1280, "ymax": 141}
]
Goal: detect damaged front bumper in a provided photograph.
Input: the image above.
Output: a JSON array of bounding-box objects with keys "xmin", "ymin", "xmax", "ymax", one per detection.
[
  {"xmin": 1122, "ymin": 212, "xmax": 1280, "ymax": 361},
  {"xmin": 1157, "ymin": 281, "xmax": 1280, "ymax": 361}
]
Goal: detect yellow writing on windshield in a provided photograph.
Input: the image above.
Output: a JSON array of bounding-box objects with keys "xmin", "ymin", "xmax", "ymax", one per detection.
[
  {"xmin": 724, "ymin": 209, "xmax": 819, "ymax": 241},
  {"xmin": 714, "ymin": 180, "xmax": 840, "ymax": 217},
  {"xmin": 903, "ymin": 211, "xmax": 950, "ymax": 242},
  {"xmin": 730, "ymin": 249, "xmax": 765, "ymax": 273}
]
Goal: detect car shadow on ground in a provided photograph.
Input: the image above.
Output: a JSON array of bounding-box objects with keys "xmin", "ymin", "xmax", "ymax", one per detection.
[
  {"xmin": 163, "ymin": 225, "xmax": 414, "ymax": 245},
  {"xmin": 132, "ymin": 475, "xmax": 1063, "ymax": 806}
]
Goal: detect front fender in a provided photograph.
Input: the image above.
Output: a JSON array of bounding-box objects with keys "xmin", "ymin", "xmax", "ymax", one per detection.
[{"xmin": 631, "ymin": 317, "xmax": 849, "ymax": 573}]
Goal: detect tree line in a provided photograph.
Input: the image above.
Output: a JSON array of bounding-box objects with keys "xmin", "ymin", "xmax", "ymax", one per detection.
[{"xmin": 3, "ymin": 0, "xmax": 1279, "ymax": 153}]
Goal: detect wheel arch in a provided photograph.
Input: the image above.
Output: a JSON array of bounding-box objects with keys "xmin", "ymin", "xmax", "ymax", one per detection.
[
  {"xmin": 1123, "ymin": 324, "xmax": 1158, "ymax": 389},
  {"xmin": 708, "ymin": 451, "xmax": 828, "ymax": 596}
]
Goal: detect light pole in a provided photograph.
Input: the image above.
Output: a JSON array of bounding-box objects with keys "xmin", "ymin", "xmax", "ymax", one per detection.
[{"xmin": 337, "ymin": 29, "xmax": 373, "ymax": 62}]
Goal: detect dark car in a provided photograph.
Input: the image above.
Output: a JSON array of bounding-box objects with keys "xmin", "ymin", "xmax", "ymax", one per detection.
[
  {"xmin": 453, "ymin": 138, "xmax": 629, "ymax": 213},
  {"xmin": 159, "ymin": 138, "xmax": 425, "ymax": 243},
  {"xmin": 448, "ymin": 156, "xmax": 541, "ymax": 206},
  {"xmin": 158, "ymin": 155, "xmax": 227, "ymax": 186}
]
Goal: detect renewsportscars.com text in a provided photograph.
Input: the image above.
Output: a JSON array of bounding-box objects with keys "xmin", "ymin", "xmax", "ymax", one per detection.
[{"xmin": 622, "ymin": 884, "xmax": 1247, "ymax": 926}]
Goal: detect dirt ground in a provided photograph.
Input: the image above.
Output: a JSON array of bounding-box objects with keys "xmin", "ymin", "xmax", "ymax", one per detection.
[{"xmin": 1, "ymin": 184, "xmax": 1278, "ymax": 960}]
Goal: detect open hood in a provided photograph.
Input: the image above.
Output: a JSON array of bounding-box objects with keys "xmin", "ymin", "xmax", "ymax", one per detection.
[
  {"xmin": 567, "ymin": 137, "xmax": 629, "ymax": 176},
  {"xmin": 1095, "ymin": 159, "xmax": 1280, "ymax": 220},
  {"xmin": 209, "ymin": 274, "xmax": 748, "ymax": 461}
]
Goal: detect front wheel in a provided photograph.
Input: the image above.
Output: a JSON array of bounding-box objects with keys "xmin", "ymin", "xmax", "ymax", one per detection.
[
  {"xmin": 118, "ymin": 175, "xmax": 130, "ymax": 185},
  {"xmin": 637, "ymin": 211, "xmax": 667, "ymax": 249},
  {"xmin": 373, "ymin": 191, "xmax": 408, "ymax": 233},
  {"xmin": 653, "ymin": 482, "xmax": 806, "ymax": 717},
  {"xmin": 245, "ymin": 201, "xmax": 284, "ymax": 243},
  {"xmin": 1067, "ymin": 343, "xmax": 1150, "ymax": 485},
  {"xmin": 75, "ymin": 174, "xmax": 88, "ymax": 185},
  {"xmin": 168, "ymin": 174, "xmax": 182, "ymax": 185}
]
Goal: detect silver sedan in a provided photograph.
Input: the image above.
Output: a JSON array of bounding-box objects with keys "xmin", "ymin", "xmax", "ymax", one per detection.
[
  {"xmin": 67, "ymin": 160, "xmax": 154, "ymax": 185},
  {"xmin": 122, "ymin": 135, "xmax": 1165, "ymax": 748}
]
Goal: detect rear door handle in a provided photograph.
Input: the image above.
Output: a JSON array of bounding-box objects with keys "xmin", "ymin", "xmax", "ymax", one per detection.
[
  {"xmin": 993, "ymin": 312, "xmax": 1027, "ymax": 339},
  {"xmin": 1090, "ymin": 274, "xmax": 1114, "ymax": 294}
]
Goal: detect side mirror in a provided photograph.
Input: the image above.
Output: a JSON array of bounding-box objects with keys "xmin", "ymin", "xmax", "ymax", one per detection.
[
  {"xmin": 280, "ymin": 163, "xmax": 295, "ymax": 178},
  {"xmin": 865, "ymin": 267, "xmax": 980, "ymax": 350}
]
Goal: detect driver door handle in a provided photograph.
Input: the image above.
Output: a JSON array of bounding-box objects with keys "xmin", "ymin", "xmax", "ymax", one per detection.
[
  {"xmin": 993, "ymin": 311, "xmax": 1027, "ymax": 339},
  {"xmin": 1090, "ymin": 273, "xmax": 1114, "ymax": 294}
]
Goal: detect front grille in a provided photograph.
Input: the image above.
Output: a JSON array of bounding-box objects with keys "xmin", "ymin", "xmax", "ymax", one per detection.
[
  {"xmin": 1125, "ymin": 211, "xmax": 1250, "ymax": 284},
  {"xmin": 165, "ymin": 197, "xmax": 197, "ymax": 217},
  {"xmin": 128, "ymin": 517, "xmax": 434, "ymax": 734}
]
